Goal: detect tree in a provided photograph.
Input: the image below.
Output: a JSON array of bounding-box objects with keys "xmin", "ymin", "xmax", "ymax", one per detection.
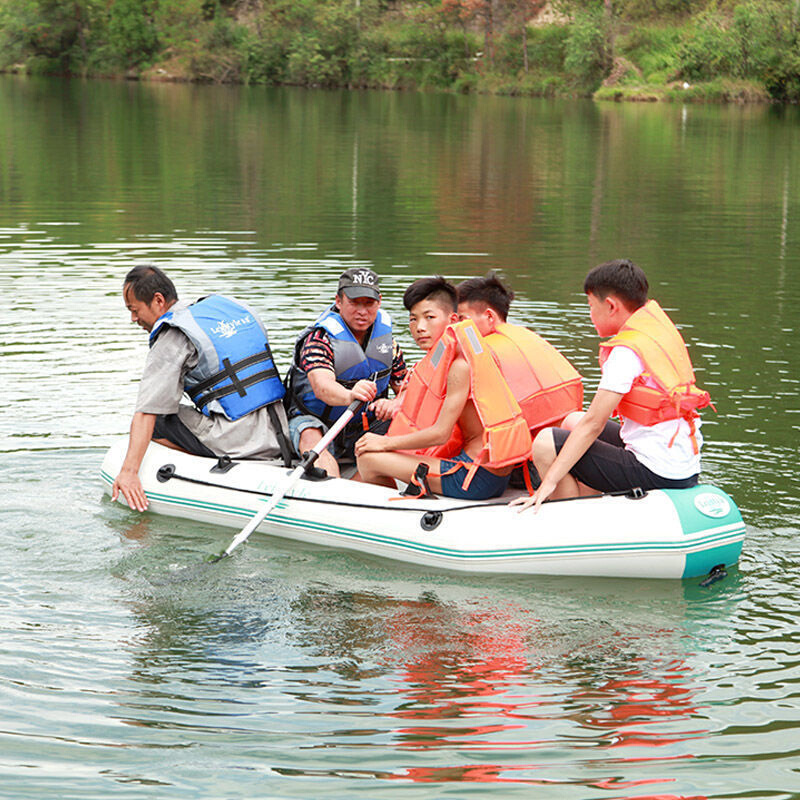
[{"xmin": 501, "ymin": 0, "xmax": 546, "ymax": 73}]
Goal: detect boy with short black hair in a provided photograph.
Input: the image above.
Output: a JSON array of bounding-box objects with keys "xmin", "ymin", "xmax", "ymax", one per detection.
[
  {"xmin": 403, "ymin": 276, "xmax": 459, "ymax": 351},
  {"xmin": 514, "ymin": 258, "xmax": 711, "ymax": 513},
  {"xmin": 456, "ymin": 271, "xmax": 513, "ymax": 335},
  {"xmin": 369, "ymin": 276, "xmax": 458, "ymax": 421}
]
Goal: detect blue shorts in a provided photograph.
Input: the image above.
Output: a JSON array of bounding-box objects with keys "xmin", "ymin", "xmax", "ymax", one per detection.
[{"xmin": 439, "ymin": 450, "xmax": 510, "ymax": 500}]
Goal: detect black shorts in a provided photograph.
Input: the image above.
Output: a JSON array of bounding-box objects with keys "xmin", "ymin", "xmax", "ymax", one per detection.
[
  {"xmin": 153, "ymin": 413, "xmax": 215, "ymax": 458},
  {"xmin": 551, "ymin": 420, "xmax": 699, "ymax": 494},
  {"xmin": 335, "ymin": 417, "xmax": 391, "ymax": 462}
]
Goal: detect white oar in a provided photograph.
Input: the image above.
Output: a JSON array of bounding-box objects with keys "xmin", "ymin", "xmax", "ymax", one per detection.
[{"xmin": 210, "ymin": 397, "xmax": 366, "ymax": 562}]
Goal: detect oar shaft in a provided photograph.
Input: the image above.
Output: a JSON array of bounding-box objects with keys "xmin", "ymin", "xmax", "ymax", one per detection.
[
  {"xmin": 216, "ymin": 396, "xmax": 365, "ymax": 560},
  {"xmin": 221, "ymin": 463, "xmax": 305, "ymax": 557}
]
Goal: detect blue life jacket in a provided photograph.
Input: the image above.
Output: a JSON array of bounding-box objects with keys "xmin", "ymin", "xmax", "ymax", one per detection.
[
  {"xmin": 150, "ymin": 295, "xmax": 285, "ymax": 421},
  {"xmin": 288, "ymin": 305, "xmax": 393, "ymax": 424}
]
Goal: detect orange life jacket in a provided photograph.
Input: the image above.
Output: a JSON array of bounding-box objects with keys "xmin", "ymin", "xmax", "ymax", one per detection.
[
  {"xmin": 393, "ymin": 351, "xmax": 464, "ymax": 459},
  {"xmin": 391, "ymin": 321, "xmax": 583, "ymax": 458},
  {"xmin": 598, "ymin": 299, "xmax": 711, "ymax": 451},
  {"xmin": 388, "ymin": 320, "xmax": 533, "ymax": 484},
  {"xmin": 485, "ymin": 322, "xmax": 583, "ymax": 435}
]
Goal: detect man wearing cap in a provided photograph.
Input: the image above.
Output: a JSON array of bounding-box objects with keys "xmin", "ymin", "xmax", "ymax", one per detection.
[{"xmin": 285, "ymin": 267, "xmax": 407, "ymax": 478}]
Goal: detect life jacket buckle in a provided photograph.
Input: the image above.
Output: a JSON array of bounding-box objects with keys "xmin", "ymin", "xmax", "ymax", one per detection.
[{"xmin": 626, "ymin": 486, "xmax": 646, "ymax": 499}]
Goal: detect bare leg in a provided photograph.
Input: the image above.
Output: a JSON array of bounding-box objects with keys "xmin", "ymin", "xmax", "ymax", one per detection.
[
  {"xmin": 531, "ymin": 428, "xmax": 600, "ymax": 498},
  {"xmin": 357, "ymin": 451, "xmax": 444, "ymax": 493},
  {"xmin": 531, "ymin": 428, "xmax": 582, "ymax": 499},
  {"xmin": 298, "ymin": 426, "xmax": 340, "ymax": 478},
  {"xmin": 560, "ymin": 411, "xmax": 586, "ymax": 432}
]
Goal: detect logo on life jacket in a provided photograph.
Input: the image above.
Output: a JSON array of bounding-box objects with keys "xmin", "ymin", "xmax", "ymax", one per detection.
[{"xmin": 210, "ymin": 315, "xmax": 253, "ymax": 339}]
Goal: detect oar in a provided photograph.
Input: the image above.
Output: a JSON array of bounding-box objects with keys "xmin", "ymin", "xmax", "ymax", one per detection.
[{"xmin": 210, "ymin": 396, "xmax": 365, "ymax": 562}]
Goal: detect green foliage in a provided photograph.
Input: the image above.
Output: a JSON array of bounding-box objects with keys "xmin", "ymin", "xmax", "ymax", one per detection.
[
  {"xmin": 677, "ymin": 2, "xmax": 800, "ymax": 100},
  {"xmin": 678, "ymin": 9, "xmax": 737, "ymax": 81},
  {"xmin": 564, "ymin": 7, "xmax": 611, "ymax": 89},
  {"xmin": 526, "ymin": 25, "xmax": 569, "ymax": 73},
  {"xmin": 107, "ymin": 0, "xmax": 158, "ymax": 68},
  {"xmin": 0, "ymin": 0, "xmax": 798, "ymax": 102},
  {"xmin": 152, "ymin": 0, "xmax": 204, "ymax": 51},
  {"xmin": 618, "ymin": 24, "xmax": 682, "ymax": 81}
]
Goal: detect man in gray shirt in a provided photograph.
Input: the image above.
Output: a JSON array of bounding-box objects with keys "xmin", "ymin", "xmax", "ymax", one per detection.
[{"xmin": 111, "ymin": 265, "xmax": 289, "ymax": 512}]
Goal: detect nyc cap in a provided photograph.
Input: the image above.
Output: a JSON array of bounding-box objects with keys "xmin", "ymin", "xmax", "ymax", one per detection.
[{"xmin": 337, "ymin": 267, "xmax": 380, "ymax": 300}]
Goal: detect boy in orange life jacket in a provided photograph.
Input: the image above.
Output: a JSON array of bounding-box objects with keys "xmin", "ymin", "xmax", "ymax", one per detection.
[
  {"xmin": 369, "ymin": 277, "xmax": 459, "ymax": 421},
  {"xmin": 456, "ymin": 272, "xmax": 583, "ymax": 439},
  {"xmin": 512, "ymin": 259, "xmax": 711, "ymax": 514},
  {"xmin": 356, "ymin": 276, "xmax": 514, "ymax": 499},
  {"xmin": 355, "ymin": 327, "xmax": 517, "ymax": 499},
  {"xmin": 456, "ymin": 272, "xmax": 513, "ymax": 339}
]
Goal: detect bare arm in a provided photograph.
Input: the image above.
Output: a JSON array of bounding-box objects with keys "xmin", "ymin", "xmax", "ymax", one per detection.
[
  {"xmin": 111, "ymin": 412, "xmax": 157, "ymax": 512},
  {"xmin": 355, "ymin": 358, "xmax": 469, "ymax": 454},
  {"xmin": 308, "ymin": 367, "xmax": 377, "ymax": 407}
]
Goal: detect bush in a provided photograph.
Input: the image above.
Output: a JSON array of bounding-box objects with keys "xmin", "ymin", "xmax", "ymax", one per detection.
[
  {"xmin": 618, "ymin": 24, "xmax": 681, "ymax": 82},
  {"xmin": 238, "ymin": 29, "xmax": 288, "ymax": 85},
  {"xmin": 107, "ymin": 0, "xmax": 158, "ymax": 69},
  {"xmin": 564, "ymin": 7, "xmax": 611, "ymax": 89},
  {"xmin": 526, "ymin": 25, "xmax": 569, "ymax": 73},
  {"xmin": 677, "ymin": 10, "xmax": 736, "ymax": 81}
]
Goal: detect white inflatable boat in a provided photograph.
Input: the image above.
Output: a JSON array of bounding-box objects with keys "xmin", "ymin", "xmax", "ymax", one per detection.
[{"xmin": 100, "ymin": 440, "xmax": 745, "ymax": 580}]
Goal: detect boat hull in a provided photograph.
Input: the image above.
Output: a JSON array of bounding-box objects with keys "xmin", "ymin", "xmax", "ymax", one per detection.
[{"xmin": 100, "ymin": 440, "xmax": 745, "ymax": 579}]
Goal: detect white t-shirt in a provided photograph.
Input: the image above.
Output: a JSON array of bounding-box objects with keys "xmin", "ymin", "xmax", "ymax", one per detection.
[{"xmin": 598, "ymin": 345, "xmax": 702, "ymax": 479}]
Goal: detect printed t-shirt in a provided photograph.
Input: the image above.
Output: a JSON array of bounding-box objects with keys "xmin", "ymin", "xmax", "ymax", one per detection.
[{"xmin": 298, "ymin": 327, "xmax": 407, "ymax": 386}]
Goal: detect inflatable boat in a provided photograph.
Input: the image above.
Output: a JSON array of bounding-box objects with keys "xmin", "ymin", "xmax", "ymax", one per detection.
[{"xmin": 100, "ymin": 440, "xmax": 745, "ymax": 580}]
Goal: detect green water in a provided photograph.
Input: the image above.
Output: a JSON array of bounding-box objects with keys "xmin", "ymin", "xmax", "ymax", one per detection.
[{"xmin": 1, "ymin": 76, "xmax": 799, "ymax": 798}]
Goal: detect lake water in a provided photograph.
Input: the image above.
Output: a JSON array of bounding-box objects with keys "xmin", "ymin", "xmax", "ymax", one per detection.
[{"xmin": 1, "ymin": 76, "xmax": 799, "ymax": 798}]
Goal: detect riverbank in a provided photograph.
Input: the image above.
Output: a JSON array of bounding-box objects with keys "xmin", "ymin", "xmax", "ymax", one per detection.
[{"xmin": 0, "ymin": 1, "xmax": 796, "ymax": 103}]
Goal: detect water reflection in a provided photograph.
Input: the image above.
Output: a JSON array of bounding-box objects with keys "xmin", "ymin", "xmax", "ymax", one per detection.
[
  {"xmin": 2, "ymin": 78, "xmax": 800, "ymax": 797},
  {"xmin": 106, "ymin": 560, "xmax": 746, "ymax": 792}
]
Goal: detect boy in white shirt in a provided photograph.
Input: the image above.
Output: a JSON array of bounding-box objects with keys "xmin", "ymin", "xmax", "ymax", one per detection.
[{"xmin": 514, "ymin": 259, "xmax": 711, "ymax": 513}]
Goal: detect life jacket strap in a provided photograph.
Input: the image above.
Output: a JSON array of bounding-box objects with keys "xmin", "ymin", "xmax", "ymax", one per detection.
[
  {"xmin": 399, "ymin": 462, "xmax": 435, "ymax": 498},
  {"xmin": 189, "ymin": 365, "xmax": 281, "ymax": 410},
  {"xmin": 188, "ymin": 342, "xmax": 278, "ymax": 407},
  {"xmin": 521, "ymin": 459, "xmax": 535, "ymax": 496}
]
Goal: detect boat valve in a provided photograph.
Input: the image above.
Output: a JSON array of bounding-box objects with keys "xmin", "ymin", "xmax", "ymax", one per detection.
[
  {"xmin": 157, "ymin": 464, "xmax": 176, "ymax": 483},
  {"xmin": 420, "ymin": 510, "xmax": 443, "ymax": 531}
]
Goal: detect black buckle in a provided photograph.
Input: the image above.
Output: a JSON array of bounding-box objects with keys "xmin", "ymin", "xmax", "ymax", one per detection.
[{"xmin": 402, "ymin": 463, "xmax": 436, "ymax": 498}]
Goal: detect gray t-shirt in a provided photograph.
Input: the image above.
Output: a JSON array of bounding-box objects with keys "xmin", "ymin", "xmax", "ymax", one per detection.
[{"xmin": 135, "ymin": 323, "xmax": 288, "ymax": 460}]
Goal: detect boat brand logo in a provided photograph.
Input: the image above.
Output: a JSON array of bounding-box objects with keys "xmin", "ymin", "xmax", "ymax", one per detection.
[
  {"xmin": 211, "ymin": 315, "xmax": 252, "ymax": 339},
  {"xmin": 693, "ymin": 492, "xmax": 730, "ymax": 519}
]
